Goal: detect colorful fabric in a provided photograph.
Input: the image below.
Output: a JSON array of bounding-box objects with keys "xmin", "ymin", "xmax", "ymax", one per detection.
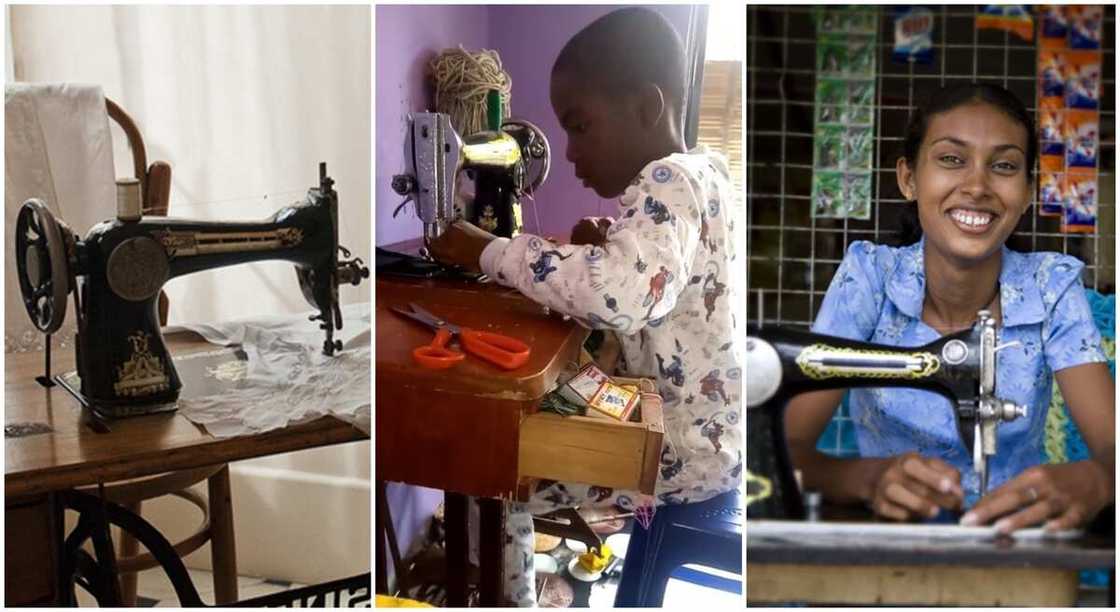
[
  {"xmin": 1044, "ymin": 289, "xmax": 1114, "ymax": 588},
  {"xmin": 812, "ymin": 239, "xmax": 1106, "ymax": 506}
]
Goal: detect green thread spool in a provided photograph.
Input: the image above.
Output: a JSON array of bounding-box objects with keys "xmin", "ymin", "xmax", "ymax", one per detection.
[{"xmin": 487, "ymin": 89, "xmax": 502, "ymax": 132}]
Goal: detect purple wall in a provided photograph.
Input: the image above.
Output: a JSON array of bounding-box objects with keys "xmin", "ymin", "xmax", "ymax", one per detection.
[
  {"xmin": 490, "ymin": 5, "xmax": 695, "ymax": 238},
  {"xmin": 375, "ymin": 5, "xmax": 490, "ymax": 246},
  {"xmin": 381, "ymin": 482, "xmax": 444, "ymax": 586},
  {"xmin": 374, "ymin": 4, "xmax": 488, "ymax": 563},
  {"xmin": 376, "ymin": 4, "xmax": 696, "ymax": 246}
]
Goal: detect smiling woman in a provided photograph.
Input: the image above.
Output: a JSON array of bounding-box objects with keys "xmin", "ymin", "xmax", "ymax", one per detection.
[
  {"xmin": 784, "ymin": 83, "xmax": 1115, "ymax": 537},
  {"xmin": 894, "ymin": 84, "xmax": 1037, "ymax": 255}
]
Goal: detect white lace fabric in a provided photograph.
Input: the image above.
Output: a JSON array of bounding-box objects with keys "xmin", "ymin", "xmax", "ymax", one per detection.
[{"xmin": 170, "ymin": 302, "xmax": 371, "ymax": 438}]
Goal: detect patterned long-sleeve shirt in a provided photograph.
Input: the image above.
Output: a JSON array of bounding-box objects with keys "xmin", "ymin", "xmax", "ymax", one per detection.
[{"xmin": 479, "ymin": 146, "xmax": 743, "ymax": 504}]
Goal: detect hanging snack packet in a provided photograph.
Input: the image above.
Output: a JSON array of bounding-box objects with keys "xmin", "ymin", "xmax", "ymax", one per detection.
[
  {"xmin": 816, "ymin": 78, "xmax": 847, "ymax": 124},
  {"xmin": 817, "ymin": 37, "xmax": 847, "ymax": 75},
  {"xmin": 976, "ymin": 5, "xmax": 1034, "ymax": 42},
  {"xmin": 1039, "ymin": 108, "xmax": 1065, "ymax": 171},
  {"xmin": 816, "ymin": 8, "xmax": 846, "ymax": 33},
  {"xmin": 813, "ymin": 6, "xmax": 879, "ymax": 222},
  {"xmin": 847, "ymin": 8, "xmax": 878, "ymax": 34},
  {"xmin": 1064, "ymin": 50, "xmax": 1100, "ymax": 110},
  {"xmin": 815, "ymin": 124, "xmax": 845, "ymax": 170},
  {"xmin": 1039, "ymin": 173, "xmax": 1064, "ymax": 217},
  {"xmin": 893, "ymin": 7, "xmax": 934, "ymax": 64},
  {"xmin": 1039, "ymin": 5, "xmax": 1068, "ymax": 48},
  {"xmin": 1064, "ymin": 110, "xmax": 1098, "ymax": 169},
  {"xmin": 849, "ymin": 80, "xmax": 875, "ymax": 107},
  {"xmin": 1068, "ymin": 5, "xmax": 1102, "ymax": 50},
  {"xmin": 848, "ymin": 101, "xmax": 874, "ymax": 126},
  {"xmin": 845, "ymin": 126, "xmax": 874, "ymax": 170},
  {"xmin": 843, "ymin": 173, "xmax": 872, "ymax": 220},
  {"xmin": 847, "ymin": 36, "xmax": 876, "ymax": 76},
  {"xmin": 1038, "ymin": 51, "xmax": 1066, "ymax": 109},
  {"xmin": 812, "ymin": 172, "xmax": 845, "ymax": 218},
  {"xmin": 1062, "ymin": 169, "xmax": 1097, "ymax": 233}
]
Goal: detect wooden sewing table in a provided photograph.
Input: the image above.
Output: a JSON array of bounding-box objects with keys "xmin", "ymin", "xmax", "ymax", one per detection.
[
  {"xmin": 5, "ymin": 332, "xmax": 368, "ymax": 606},
  {"xmin": 375, "ymin": 274, "xmax": 663, "ymax": 606},
  {"xmin": 746, "ymin": 505, "xmax": 1115, "ymax": 606}
]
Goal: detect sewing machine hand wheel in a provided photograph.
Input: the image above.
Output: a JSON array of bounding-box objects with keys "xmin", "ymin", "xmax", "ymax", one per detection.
[
  {"xmin": 502, "ymin": 118, "xmax": 551, "ymax": 193},
  {"xmin": 15, "ymin": 199, "xmax": 72, "ymax": 333}
]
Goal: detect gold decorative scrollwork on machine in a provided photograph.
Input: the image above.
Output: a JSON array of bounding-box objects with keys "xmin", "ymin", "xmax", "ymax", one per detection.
[
  {"xmin": 114, "ymin": 331, "xmax": 170, "ymax": 397},
  {"xmin": 796, "ymin": 343, "xmax": 940, "ymax": 380},
  {"xmin": 154, "ymin": 228, "xmax": 304, "ymax": 257},
  {"xmin": 744, "ymin": 469, "xmax": 774, "ymax": 509}
]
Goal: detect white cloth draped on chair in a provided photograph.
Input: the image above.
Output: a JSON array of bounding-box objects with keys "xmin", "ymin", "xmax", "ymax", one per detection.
[{"xmin": 4, "ymin": 83, "xmax": 116, "ymax": 353}]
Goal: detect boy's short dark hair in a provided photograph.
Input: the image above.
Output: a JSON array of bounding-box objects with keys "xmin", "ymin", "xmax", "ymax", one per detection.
[{"xmin": 552, "ymin": 7, "xmax": 687, "ymax": 114}]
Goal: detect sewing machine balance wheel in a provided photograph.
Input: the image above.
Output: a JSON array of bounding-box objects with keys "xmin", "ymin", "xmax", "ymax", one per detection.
[
  {"xmin": 502, "ymin": 118, "xmax": 551, "ymax": 193},
  {"xmin": 15, "ymin": 199, "xmax": 73, "ymax": 333}
]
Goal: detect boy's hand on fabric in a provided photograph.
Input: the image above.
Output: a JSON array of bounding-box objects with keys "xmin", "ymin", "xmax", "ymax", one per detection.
[
  {"xmin": 570, "ymin": 217, "xmax": 613, "ymax": 246},
  {"xmin": 870, "ymin": 453, "xmax": 964, "ymax": 522},
  {"xmin": 960, "ymin": 460, "xmax": 1112, "ymax": 534},
  {"xmin": 426, "ymin": 221, "xmax": 496, "ymax": 273}
]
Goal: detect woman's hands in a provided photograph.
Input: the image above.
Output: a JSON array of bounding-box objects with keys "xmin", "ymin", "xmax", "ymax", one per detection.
[
  {"xmin": 869, "ymin": 452, "xmax": 964, "ymax": 521},
  {"xmin": 962, "ymin": 460, "xmax": 1112, "ymax": 534}
]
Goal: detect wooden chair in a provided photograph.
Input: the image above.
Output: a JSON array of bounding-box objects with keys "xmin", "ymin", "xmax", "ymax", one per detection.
[{"xmin": 72, "ymin": 99, "xmax": 238, "ymax": 606}]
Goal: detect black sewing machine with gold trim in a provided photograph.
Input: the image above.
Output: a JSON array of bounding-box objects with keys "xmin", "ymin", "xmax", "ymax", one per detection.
[
  {"xmin": 15, "ymin": 163, "xmax": 368, "ymax": 418},
  {"xmin": 390, "ymin": 112, "xmax": 551, "ymax": 242},
  {"xmin": 745, "ymin": 311, "xmax": 1027, "ymax": 519}
]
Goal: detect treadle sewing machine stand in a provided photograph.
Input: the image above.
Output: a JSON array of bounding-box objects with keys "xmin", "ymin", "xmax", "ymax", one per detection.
[{"xmin": 55, "ymin": 489, "xmax": 370, "ymax": 607}]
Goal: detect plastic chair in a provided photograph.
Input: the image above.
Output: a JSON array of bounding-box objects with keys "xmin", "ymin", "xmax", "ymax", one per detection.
[{"xmin": 614, "ymin": 488, "xmax": 743, "ymax": 607}]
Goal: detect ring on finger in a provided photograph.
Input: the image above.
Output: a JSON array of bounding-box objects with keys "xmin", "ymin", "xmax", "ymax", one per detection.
[{"xmin": 1026, "ymin": 486, "xmax": 1039, "ymax": 504}]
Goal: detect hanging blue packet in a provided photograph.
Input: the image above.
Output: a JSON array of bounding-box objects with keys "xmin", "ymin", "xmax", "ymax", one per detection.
[{"xmin": 893, "ymin": 7, "xmax": 934, "ymax": 64}]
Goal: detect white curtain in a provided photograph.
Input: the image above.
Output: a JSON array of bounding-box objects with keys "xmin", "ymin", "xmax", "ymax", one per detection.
[{"xmin": 7, "ymin": 6, "xmax": 371, "ymax": 583}]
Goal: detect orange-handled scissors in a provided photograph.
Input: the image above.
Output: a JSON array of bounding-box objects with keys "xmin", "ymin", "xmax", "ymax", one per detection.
[{"xmin": 391, "ymin": 302, "xmax": 531, "ymax": 370}]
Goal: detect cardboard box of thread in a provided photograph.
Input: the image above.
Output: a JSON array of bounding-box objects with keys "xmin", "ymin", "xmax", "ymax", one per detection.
[{"xmin": 540, "ymin": 362, "xmax": 652, "ymax": 423}]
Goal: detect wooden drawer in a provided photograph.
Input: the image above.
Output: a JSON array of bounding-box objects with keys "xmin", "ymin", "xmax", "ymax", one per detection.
[{"xmin": 518, "ymin": 378, "xmax": 664, "ymax": 496}]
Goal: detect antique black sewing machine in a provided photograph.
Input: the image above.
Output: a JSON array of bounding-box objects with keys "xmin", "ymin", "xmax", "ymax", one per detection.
[
  {"xmin": 15, "ymin": 162, "xmax": 368, "ymax": 419},
  {"xmin": 390, "ymin": 111, "xmax": 551, "ymax": 243},
  {"xmin": 745, "ymin": 311, "xmax": 1027, "ymax": 519}
]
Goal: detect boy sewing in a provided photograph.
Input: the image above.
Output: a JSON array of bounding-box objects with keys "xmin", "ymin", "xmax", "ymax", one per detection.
[{"xmin": 429, "ymin": 7, "xmax": 742, "ymax": 606}]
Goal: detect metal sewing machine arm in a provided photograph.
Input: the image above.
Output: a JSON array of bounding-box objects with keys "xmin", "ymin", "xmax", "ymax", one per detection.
[
  {"xmin": 745, "ymin": 309, "xmax": 1026, "ymax": 519},
  {"xmin": 391, "ymin": 113, "xmax": 461, "ymax": 244},
  {"xmin": 961, "ymin": 310, "xmax": 1028, "ymax": 495}
]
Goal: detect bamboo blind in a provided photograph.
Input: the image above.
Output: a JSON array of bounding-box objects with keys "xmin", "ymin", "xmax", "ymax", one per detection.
[{"xmin": 698, "ymin": 59, "xmax": 744, "ymax": 193}]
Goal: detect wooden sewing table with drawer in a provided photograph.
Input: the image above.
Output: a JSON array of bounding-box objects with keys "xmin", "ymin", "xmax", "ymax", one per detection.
[{"xmin": 375, "ymin": 274, "xmax": 664, "ymax": 606}]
